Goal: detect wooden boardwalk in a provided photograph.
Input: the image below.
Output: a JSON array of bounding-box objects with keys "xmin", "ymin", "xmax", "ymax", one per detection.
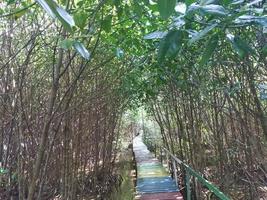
[{"xmin": 133, "ymin": 135, "xmax": 183, "ymax": 200}]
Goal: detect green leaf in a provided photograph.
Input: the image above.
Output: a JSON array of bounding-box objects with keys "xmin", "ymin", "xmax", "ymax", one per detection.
[
  {"xmin": 134, "ymin": 2, "xmax": 142, "ymax": 17},
  {"xmin": 55, "ymin": 6, "xmax": 75, "ymax": 32},
  {"xmin": 36, "ymin": 0, "xmax": 56, "ymax": 18},
  {"xmin": 189, "ymin": 23, "xmax": 217, "ymax": 44},
  {"xmin": 144, "ymin": 31, "xmax": 167, "ymax": 39},
  {"xmin": 36, "ymin": 0, "xmax": 75, "ymax": 32},
  {"xmin": 187, "ymin": 3, "xmax": 227, "ymax": 16},
  {"xmin": 158, "ymin": 29, "xmax": 184, "ymax": 63},
  {"xmin": 102, "ymin": 15, "xmax": 112, "ymax": 32},
  {"xmin": 231, "ymin": 0, "xmax": 244, "ymax": 5},
  {"xmin": 173, "ymin": 17, "xmax": 185, "ymax": 28},
  {"xmin": 116, "ymin": 48, "xmax": 124, "ymax": 58},
  {"xmin": 60, "ymin": 39, "xmax": 74, "ymax": 49},
  {"xmin": 157, "ymin": 0, "xmax": 176, "ymax": 19},
  {"xmin": 246, "ymin": 0, "xmax": 263, "ymax": 7},
  {"xmin": 7, "ymin": 0, "xmax": 16, "ymax": 5},
  {"xmin": 74, "ymin": 11, "xmax": 87, "ymax": 29},
  {"xmin": 262, "ymin": 44, "xmax": 267, "ymax": 56},
  {"xmin": 227, "ymin": 34, "xmax": 254, "ymax": 58},
  {"xmin": 201, "ymin": 4, "xmax": 227, "ymax": 16},
  {"xmin": 73, "ymin": 42, "xmax": 90, "ymax": 60},
  {"xmin": 200, "ymin": 34, "xmax": 218, "ymax": 65},
  {"xmin": 175, "ymin": 2, "xmax": 186, "ymax": 14},
  {"xmin": 116, "ymin": 6, "xmax": 123, "ymax": 19},
  {"xmin": 222, "ymin": 0, "xmax": 231, "ymax": 5},
  {"xmin": 234, "ymin": 15, "xmax": 267, "ymax": 27},
  {"xmin": 76, "ymin": 0, "xmax": 84, "ymax": 7},
  {"xmin": 112, "ymin": 0, "xmax": 121, "ymax": 7},
  {"xmin": 185, "ymin": 0, "xmax": 195, "ymax": 6},
  {"xmin": 200, "ymin": 0, "xmax": 216, "ymax": 5}
]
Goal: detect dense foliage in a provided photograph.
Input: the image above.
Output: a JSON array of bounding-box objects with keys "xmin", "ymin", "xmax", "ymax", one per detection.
[{"xmin": 0, "ymin": 0, "xmax": 266, "ymax": 199}]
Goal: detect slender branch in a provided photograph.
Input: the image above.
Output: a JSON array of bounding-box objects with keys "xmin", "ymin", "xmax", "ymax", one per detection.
[{"xmin": 0, "ymin": 2, "xmax": 36, "ymax": 19}]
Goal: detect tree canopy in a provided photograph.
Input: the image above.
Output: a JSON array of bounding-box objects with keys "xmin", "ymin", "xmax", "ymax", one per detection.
[{"xmin": 0, "ymin": 0, "xmax": 267, "ymax": 199}]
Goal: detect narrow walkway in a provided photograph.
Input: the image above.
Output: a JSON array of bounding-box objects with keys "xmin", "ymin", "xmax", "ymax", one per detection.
[{"xmin": 133, "ymin": 134, "xmax": 183, "ymax": 200}]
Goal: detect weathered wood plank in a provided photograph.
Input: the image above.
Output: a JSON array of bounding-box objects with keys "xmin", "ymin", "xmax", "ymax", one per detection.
[
  {"xmin": 133, "ymin": 134, "xmax": 184, "ymax": 200},
  {"xmin": 136, "ymin": 192, "xmax": 183, "ymax": 200}
]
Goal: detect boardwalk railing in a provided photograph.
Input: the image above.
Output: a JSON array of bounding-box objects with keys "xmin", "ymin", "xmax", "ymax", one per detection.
[{"xmin": 157, "ymin": 147, "xmax": 230, "ymax": 200}]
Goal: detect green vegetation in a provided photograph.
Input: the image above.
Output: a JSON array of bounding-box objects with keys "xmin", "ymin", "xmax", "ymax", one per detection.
[
  {"xmin": 109, "ymin": 150, "xmax": 135, "ymax": 200},
  {"xmin": 0, "ymin": 0, "xmax": 266, "ymax": 199}
]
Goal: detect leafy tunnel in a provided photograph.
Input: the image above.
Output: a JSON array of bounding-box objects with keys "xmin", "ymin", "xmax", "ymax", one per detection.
[{"xmin": 0, "ymin": 0, "xmax": 266, "ymax": 199}]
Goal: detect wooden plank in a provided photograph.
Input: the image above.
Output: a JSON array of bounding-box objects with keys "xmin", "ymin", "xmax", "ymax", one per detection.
[
  {"xmin": 138, "ymin": 170, "xmax": 169, "ymax": 178},
  {"xmin": 133, "ymin": 134, "xmax": 184, "ymax": 200},
  {"xmin": 137, "ymin": 177, "xmax": 179, "ymax": 193},
  {"xmin": 136, "ymin": 192, "xmax": 183, "ymax": 200}
]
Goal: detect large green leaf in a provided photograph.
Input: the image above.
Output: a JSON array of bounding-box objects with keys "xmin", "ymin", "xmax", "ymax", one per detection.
[
  {"xmin": 60, "ymin": 39, "xmax": 74, "ymax": 49},
  {"xmin": 246, "ymin": 0, "xmax": 264, "ymax": 7},
  {"xmin": 185, "ymin": 0, "xmax": 195, "ymax": 6},
  {"xmin": 234, "ymin": 15, "xmax": 267, "ymax": 27},
  {"xmin": 74, "ymin": 11, "xmax": 87, "ymax": 29},
  {"xmin": 187, "ymin": 3, "xmax": 227, "ymax": 16},
  {"xmin": 36, "ymin": 0, "xmax": 75, "ymax": 32},
  {"xmin": 60, "ymin": 39, "xmax": 91, "ymax": 60},
  {"xmin": 102, "ymin": 15, "xmax": 113, "ymax": 32},
  {"xmin": 158, "ymin": 29, "xmax": 184, "ymax": 63},
  {"xmin": 201, "ymin": 4, "xmax": 227, "ymax": 16},
  {"xmin": 200, "ymin": 34, "xmax": 218, "ymax": 65},
  {"xmin": 56, "ymin": 6, "xmax": 75, "ymax": 31},
  {"xmin": 144, "ymin": 31, "xmax": 167, "ymax": 39},
  {"xmin": 157, "ymin": 0, "xmax": 176, "ymax": 19},
  {"xmin": 231, "ymin": 0, "xmax": 244, "ymax": 5},
  {"xmin": 36, "ymin": 0, "xmax": 56, "ymax": 18},
  {"xmin": 73, "ymin": 42, "xmax": 90, "ymax": 60},
  {"xmin": 200, "ymin": 0, "xmax": 216, "ymax": 5},
  {"xmin": 189, "ymin": 23, "xmax": 217, "ymax": 44},
  {"xmin": 227, "ymin": 34, "xmax": 254, "ymax": 58}
]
